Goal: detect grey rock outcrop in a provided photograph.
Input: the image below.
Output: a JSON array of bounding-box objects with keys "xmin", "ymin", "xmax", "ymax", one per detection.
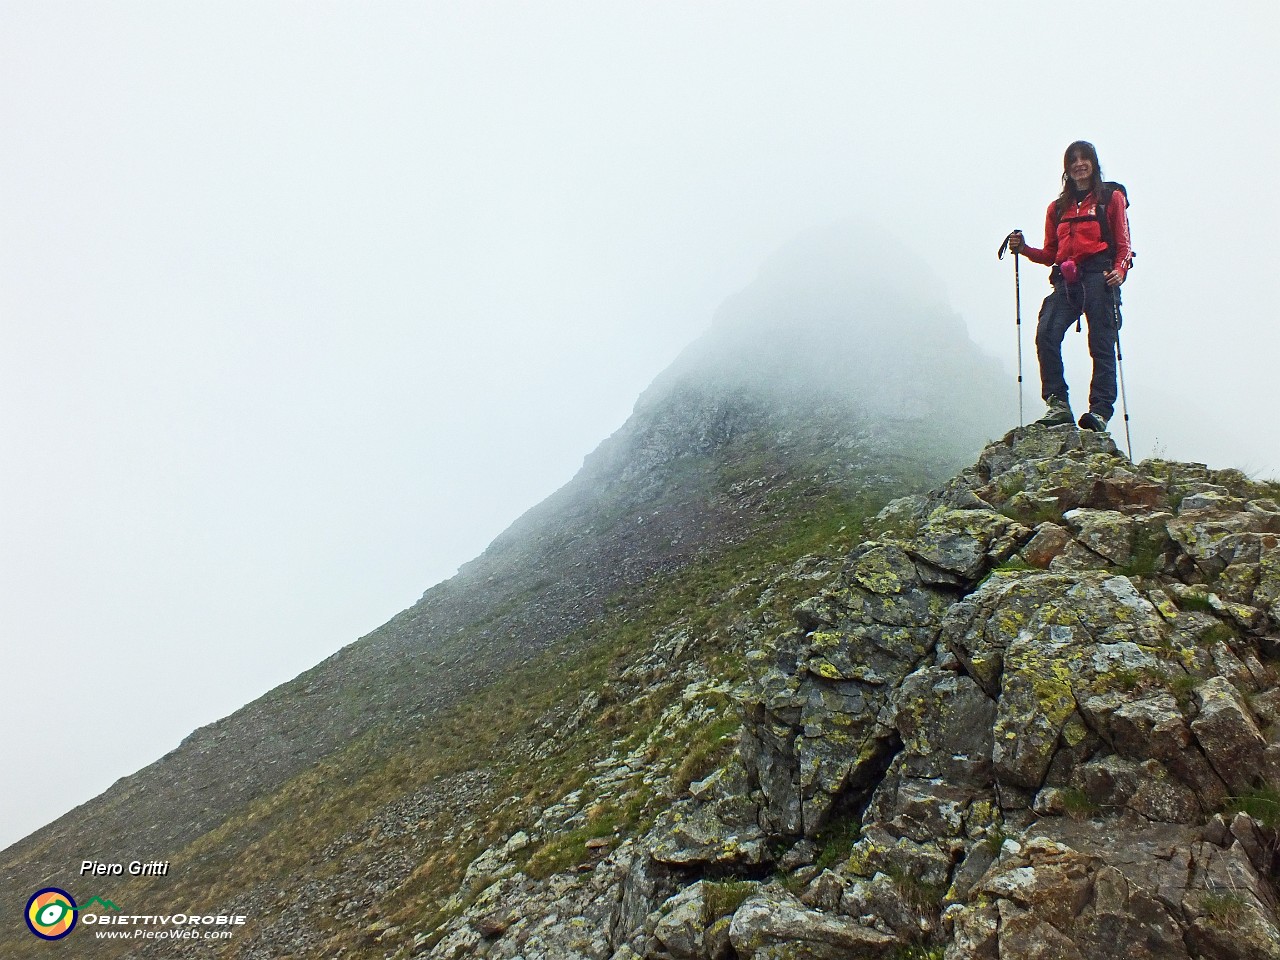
[{"xmin": 425, "ymin": 424, "xmax": 1280, "ymax": 960}]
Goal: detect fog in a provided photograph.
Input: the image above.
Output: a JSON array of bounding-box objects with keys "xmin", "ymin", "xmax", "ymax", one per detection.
[
  {"xmin": 2, "ymin": 2, "xmax": 1277, "ymax": 851},
  {"xmin": 652, "ymin": 221, "xmax": 1010, "ymax": 452}
]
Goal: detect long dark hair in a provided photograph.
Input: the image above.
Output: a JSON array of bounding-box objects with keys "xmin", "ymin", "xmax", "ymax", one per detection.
[{"xmin": 1054, "ymin": 140, "xmax": 1104, "ymax": 216}]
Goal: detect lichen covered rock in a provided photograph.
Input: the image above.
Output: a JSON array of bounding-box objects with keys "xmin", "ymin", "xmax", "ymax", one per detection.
[
  {"xmin": 421, "ymin": 425, "xmax": 1280, "ymax": 960},
  {"xmin": 728, "ymin": 887, "xmax": 897, "ymax": 959}
]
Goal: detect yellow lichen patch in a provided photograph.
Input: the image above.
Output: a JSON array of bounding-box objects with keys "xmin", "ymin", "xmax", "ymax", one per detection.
[
  {"xmin": 995, "ymin": 608, "xmax": 1027, "ymax": 636},
  {"xmin": 809, "ymin": 630, "xmax": 845, "ymax": 650},
  {"xmin": 844, "ymin": 836, "xmax": 886, "ymax": 877},
  {"xmin": 1005, "ymin": 643, "xmax": 1077, "ymax": 730},
  {"xmin": 1037, "ymin": 599, "xmax": 1082, "ymax": 628},
  {"xmin": 966, "ymin": 800, "xmax": 998, "ymax": 833},
  {"xmin": 1150, "ymin": 594, "xmax": 1180, "ymax": 622},
  {"xmin": 1062, "ymin": 715, "xmax": 1088, "ymax": 747},
  {"xmin": 850, "ymin": 549, "xmax": 906, "ymax": 595},
  {"xmin": 811, "ymin": 661, "xmax": 843, "ymax": 681},
  {"xmin": 897, "ymin": 698, "xmax": 930, "ymax": 754}
]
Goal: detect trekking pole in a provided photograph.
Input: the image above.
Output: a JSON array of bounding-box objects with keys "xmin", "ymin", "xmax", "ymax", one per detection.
[
  {"xmin": 1015, "ymin": 251, "xmax": 1023, "ymax": 427},
  {"xmin": 1111, "ymin": 287, "xmax": 1134, "ymax": 461},
  {"xmin": 997, "ymin": 231, "xmax": 1025, "ymax": 426}
]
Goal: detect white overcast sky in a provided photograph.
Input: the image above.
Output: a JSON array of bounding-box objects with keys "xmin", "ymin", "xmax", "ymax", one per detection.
[{"xmin": 2, "ymin": 2, "xmax": 1277, "ymax": 851}]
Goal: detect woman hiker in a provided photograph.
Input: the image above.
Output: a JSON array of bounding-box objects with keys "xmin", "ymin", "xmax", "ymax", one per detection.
[{"xmin": 1006, "ymin": 140, "xmax": 1132, "ymax": 431}]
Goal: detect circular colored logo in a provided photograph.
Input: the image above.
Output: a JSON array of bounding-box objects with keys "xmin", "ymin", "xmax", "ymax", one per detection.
[{"xmin": 26, "ymin": 888, "xmax": 78, "ymax": 940}]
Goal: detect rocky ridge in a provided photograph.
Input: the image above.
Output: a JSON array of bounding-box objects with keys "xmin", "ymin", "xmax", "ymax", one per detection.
[
  {"xmin": 2, "ymin": 225, "xmax": 1006, "ymax": 912},
  {"xmin": 420, "ymin": 425, "xmax": 1280, "ymax": 960}
]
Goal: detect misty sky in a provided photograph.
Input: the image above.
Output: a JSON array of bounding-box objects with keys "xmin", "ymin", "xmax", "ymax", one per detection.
[{"xmin": 3, "ymin": 2, "xmax": 1277, "ymax": 851}]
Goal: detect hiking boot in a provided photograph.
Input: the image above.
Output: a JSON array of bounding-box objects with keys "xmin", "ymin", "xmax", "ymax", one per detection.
[
  {"xmin": 1036, "ymin": 396, "xmax": 1074, "ymax": 427},
  {"xmin": 1078, "ymin": 411, "xmax": 1109, "ymax": 432}
]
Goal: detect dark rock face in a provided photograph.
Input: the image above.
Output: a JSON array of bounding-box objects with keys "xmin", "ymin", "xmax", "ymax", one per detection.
[
  {"xmin": 737, "ymin": 540, "xmax": 951, "ymax": 838},
  {"xmin": 423, "ymin": 426, "xmax": 1280, "ymax": 960}
]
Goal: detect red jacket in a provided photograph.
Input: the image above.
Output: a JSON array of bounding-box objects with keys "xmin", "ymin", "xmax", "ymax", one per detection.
[{"xmin": 1021, "ymin": 188, "xmax": 1132, "ymax": 279}]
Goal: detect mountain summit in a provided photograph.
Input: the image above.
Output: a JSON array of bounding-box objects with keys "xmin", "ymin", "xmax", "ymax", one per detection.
[{"xmin": 641, "ymin": 221, "xmax": 1006, "ymax": 456}]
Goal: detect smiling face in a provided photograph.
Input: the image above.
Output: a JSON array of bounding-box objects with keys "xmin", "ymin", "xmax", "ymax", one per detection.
[
  {"xmin": 1068, "ymin": 150, "xmax": 1094, "ymax": 187},
  {"xmin": 1062, "ymin": 140, "xmax": 1101, "ymax": 192}
]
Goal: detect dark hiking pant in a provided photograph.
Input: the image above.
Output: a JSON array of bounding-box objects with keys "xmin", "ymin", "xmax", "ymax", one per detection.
[{"xmin": 1035, "ymin": 269, "xmax": 1121, "ymax": 421}]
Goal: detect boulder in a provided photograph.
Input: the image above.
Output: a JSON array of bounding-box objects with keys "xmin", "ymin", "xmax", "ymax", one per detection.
[
  {"xmin": 961, "ymin": 838, "xmax": 1191, "ymax": 960},
  {"xmin": 1019, "ymin": 522, "xmax": 1073, "ymax": 569},
  {"xmin": 905, "ymin": 509, "xmax": 1032, "ymax": 582},
  {"xmin": 649, "ymin": 797, "xmax": 767, "ymax": 869},
  {"xmin": 651, "ymin": 882, "xmax": 707, "ymax": 960},
  {"xmin": 728, "ymin": 887, "xmax": 897, "ymax": 960},
  {"xmin": 1062, "ymin": 508, "xmax": 1135, "ymax": 566},
  {"xmin": 1190, "ymin": 677, "xmax": 1267, "ymax": 794},
  {"xmin": 1183, "ymin": 841, "xmax": 1280, "ymax": 960}
]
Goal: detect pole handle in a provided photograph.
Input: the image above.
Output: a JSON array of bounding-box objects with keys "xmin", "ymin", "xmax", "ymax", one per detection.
[{"xmin": 998, "ymin": 229, "xmax": 1024, "ymax": 260}]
